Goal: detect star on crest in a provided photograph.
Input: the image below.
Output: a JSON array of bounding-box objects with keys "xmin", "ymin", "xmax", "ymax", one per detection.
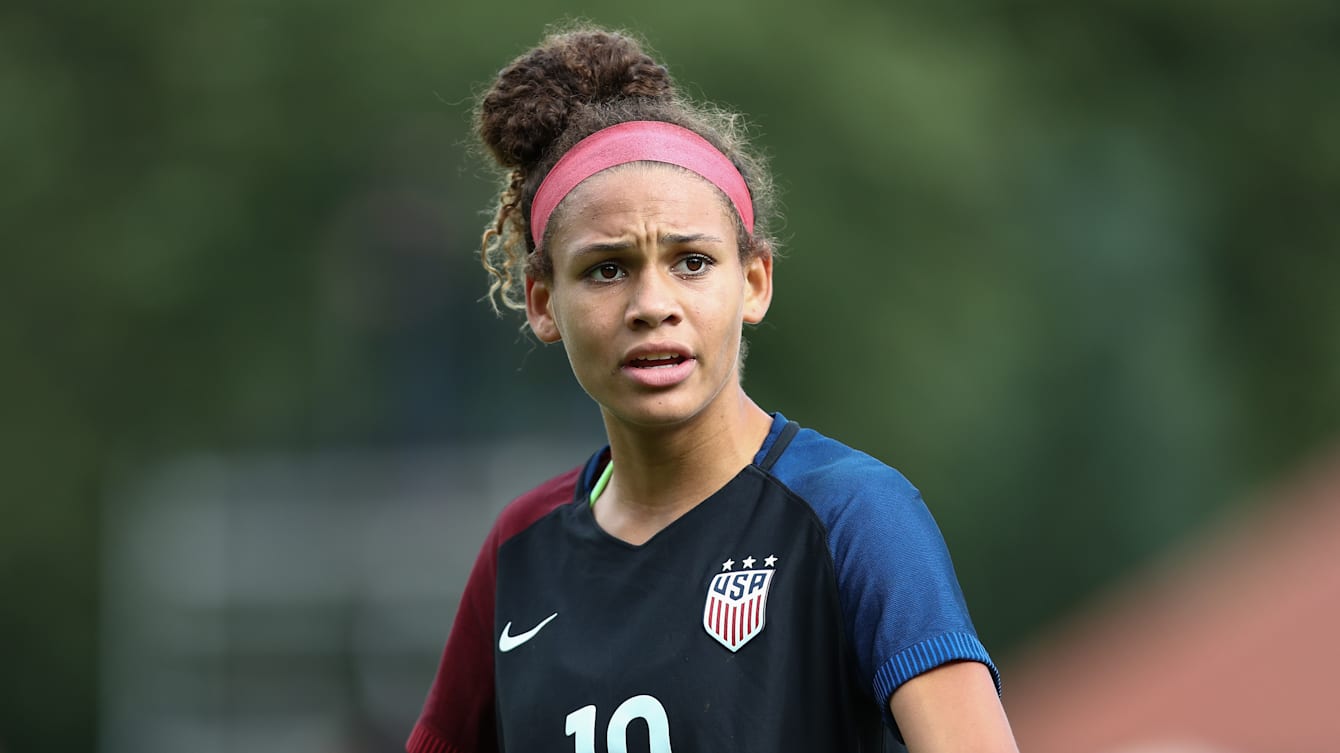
[
  {"xmin": 742, "ymin": 556, "xmax": 756, "ymax": 569},
  {"xmin": 721, "ymin": 559, "xmax": 735, "ymax": 571},
  {"xmin": 764, "ymin": 555, "xmax": 778, "ymax": 567}
]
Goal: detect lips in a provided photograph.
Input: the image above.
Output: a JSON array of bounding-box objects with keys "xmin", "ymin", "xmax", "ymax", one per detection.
[
  {"xmin": 621, "ymin": 345, "xmax": 696, "ymax": 387},
  {"xmin": 626, "ymin": 353, "xmax": 689, "ymax": 368}
]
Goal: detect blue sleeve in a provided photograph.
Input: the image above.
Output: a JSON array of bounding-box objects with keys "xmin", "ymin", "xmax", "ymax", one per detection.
[{"xmin": 767, "ymin": 428, "xmax": 1001, "ymax": 730}]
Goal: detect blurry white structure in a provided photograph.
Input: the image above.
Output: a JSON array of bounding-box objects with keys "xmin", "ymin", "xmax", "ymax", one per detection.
[{"xmin": 99, "ymin": 438, "xmax": 595, "ymax": 753}]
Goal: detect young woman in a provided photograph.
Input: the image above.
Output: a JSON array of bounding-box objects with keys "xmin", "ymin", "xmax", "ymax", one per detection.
[{"xmin": 409, "ymin": 26, "xmax": 1018, "ymax": 753}]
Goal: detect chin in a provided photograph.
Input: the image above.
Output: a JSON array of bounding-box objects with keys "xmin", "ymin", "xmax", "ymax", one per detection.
[
  {"xmin": 599, "ymin": 381, "xmax": 740, "ymax": 431},
  {"xmin": 604, "ymin": 405, "xmax": 699, "ymax": 430},
  {"xmin": 597, "ymin": 392, "xmax": 712, "ymax": 430}
]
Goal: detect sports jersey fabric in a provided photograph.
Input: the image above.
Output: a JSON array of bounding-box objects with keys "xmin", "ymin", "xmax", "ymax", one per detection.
[{"xmin": 408, "ymin": 413, "xmax": 999, "ymax": 753}]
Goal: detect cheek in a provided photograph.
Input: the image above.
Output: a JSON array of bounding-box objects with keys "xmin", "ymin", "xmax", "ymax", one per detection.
[
  {"xmin": 554, "ymin": 296, "xmax": 597, "ymax": 335},
  {"xmin": 704, "ymin": 297, "xmax": 745, "ymax": 352},
  {"xmin": 551, "ymin": 292, "xmax": 616, "ymax": 356}
]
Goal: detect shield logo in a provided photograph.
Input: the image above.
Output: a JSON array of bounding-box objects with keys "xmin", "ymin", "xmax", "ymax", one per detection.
[{"xmin": 702, "ymin": 567, "xmax": 774, "ymax": 652}]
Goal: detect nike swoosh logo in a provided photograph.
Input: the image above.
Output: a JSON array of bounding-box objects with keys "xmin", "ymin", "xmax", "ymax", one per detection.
[{"xmin": 498, "ymin": 612, "xmax": 558, "ymax": 652}]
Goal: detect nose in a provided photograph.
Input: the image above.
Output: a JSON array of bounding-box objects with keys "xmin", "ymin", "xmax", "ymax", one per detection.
[{"xmin": 625, "ymin": 268, "xmax": 682, "ymax": 330}]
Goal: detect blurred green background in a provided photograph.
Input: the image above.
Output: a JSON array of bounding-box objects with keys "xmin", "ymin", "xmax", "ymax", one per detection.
[{"xmin": 3, "ymin": 0, "xmax": 1338, "ymax": 751}]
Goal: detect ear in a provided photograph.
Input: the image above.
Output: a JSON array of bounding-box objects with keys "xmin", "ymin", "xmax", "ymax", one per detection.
[
  {"xmin": 741, "ymin": 247, "xmax": 774, "ymax": 325},
  {"xmin": 525, "ymin": 275, "xmax": 563, "ymax": 343}
]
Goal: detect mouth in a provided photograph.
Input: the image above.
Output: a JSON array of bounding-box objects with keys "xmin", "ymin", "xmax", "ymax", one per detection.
[
  {"xmin": 620, "ymin": 348, "xmax": 697, "ymax": 388},
  {"xmin": 625, "ymin": 353, "xmax": 692, "ymax": 369}
]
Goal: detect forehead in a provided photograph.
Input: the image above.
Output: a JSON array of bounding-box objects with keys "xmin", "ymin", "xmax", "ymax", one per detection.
[{"xmin": 547, "ymin": 163, "xmax": 738, "ymax": 246}]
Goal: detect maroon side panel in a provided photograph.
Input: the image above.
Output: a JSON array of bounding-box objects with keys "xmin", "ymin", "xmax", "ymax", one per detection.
[{"xmin": 407, "ymin": 466, "xmax": 582, "ymax": 753}]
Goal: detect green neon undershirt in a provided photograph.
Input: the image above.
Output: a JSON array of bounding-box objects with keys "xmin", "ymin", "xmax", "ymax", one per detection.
[{"xmin": 589, "ymin": 460, "xmax": 613, "ymax": 507}]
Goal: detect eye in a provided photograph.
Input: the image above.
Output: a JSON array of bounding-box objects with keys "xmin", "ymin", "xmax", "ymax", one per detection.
[
  {"xmin": 585, "ymin": 262, "xmax": 625, "ymax": 282},
  {"xmin": 674, "ymin": 254, "xmax": 714, "ymax": 276}
]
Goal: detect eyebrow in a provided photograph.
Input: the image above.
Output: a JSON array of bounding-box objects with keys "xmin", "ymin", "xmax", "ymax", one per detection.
[{"xmin": 570, "ymin": 233, "xmax": 726, "ymax": 258}]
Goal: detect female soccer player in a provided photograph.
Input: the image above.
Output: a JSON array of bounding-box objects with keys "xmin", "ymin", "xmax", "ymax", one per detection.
[{"xmin": 408, "ymin": 26, "xmax": 1018, "ymax": 753}]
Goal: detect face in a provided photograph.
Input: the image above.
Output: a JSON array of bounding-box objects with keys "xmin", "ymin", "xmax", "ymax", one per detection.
[{"xmin": 525, "ymin": 164, "xmax": 773, "ymax": 430}]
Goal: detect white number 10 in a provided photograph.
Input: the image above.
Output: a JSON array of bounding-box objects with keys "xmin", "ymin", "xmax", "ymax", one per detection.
[{"xmin": 565, "ymin": 694, "xmax": 673, "ymax": 753}]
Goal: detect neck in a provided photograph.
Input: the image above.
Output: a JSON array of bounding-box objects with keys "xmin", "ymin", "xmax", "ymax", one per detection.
[{"xmin": 594, "ymin": 387, "xmax": 772, "ymax": 544}]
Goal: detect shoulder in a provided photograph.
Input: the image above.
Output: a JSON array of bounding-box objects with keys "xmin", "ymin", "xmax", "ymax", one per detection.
[
  {"xmin": 763, "ymin": 422, "xmax": 998, "ymax": 718},
  {"xmin": 490, "ymin": 464, "xmax": 583, "ymax": 548},
  {"xmin": 763, "ymin": 422, "xmax": 950, "ymax": 568},
  {"xmin": 766, "ymin": 424, "xmax": 922, "ymax": 518}
]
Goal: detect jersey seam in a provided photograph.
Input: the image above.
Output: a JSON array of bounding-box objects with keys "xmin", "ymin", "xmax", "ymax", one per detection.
[
  {"xmin": 494, "ymin": 489, "xmax": 579, "ymax": 557},
  {"xmin": 756, "ymin": 464, "xmax": 1001, "ymax": 741},
  {"xmin": 750, "ymin": 466, "xmax": 870, "ymax": 695}
]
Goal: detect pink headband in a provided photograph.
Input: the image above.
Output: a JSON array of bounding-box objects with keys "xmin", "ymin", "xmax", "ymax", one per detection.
[{"xmin": 529, "ymin": 120, "xmax": 754, "ymax": 247}]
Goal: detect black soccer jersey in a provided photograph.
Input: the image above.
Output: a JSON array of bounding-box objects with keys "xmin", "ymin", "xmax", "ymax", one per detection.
[{"xmin": 408, "ymin": 414, "xmax": 999, "ymax": 753}]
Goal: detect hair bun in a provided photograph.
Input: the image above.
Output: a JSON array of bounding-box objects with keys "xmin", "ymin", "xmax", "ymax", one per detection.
[{"xmin": 478, "ymin": 29, "xmax": 674, "ymax": 170}]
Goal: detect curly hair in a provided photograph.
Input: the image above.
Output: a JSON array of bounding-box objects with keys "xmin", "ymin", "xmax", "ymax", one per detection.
[{"xmin": 472, "ymin": 24, "xmax": 779, "ymax": 315}]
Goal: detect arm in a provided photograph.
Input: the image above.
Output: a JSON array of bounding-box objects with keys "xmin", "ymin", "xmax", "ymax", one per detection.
[
  {"xmin": 408, "ymin": 466, "xmax": 583, "ymax": 753},
  {"xmin": 890, "ymin": 660, "xmax": 1019, "ymax": 753},
  {"xmin": 407, "ymin": 530, "xmax": 501, "ymax": 753},
  {"xmin": 766, "ymin": 433, "xmax": 1010, "ymax": 748}
]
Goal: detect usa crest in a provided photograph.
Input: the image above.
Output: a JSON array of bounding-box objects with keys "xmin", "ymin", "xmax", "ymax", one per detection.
[{"xmin": 702, "ymin": 556, "xmax": 777, "ymax": 652}]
